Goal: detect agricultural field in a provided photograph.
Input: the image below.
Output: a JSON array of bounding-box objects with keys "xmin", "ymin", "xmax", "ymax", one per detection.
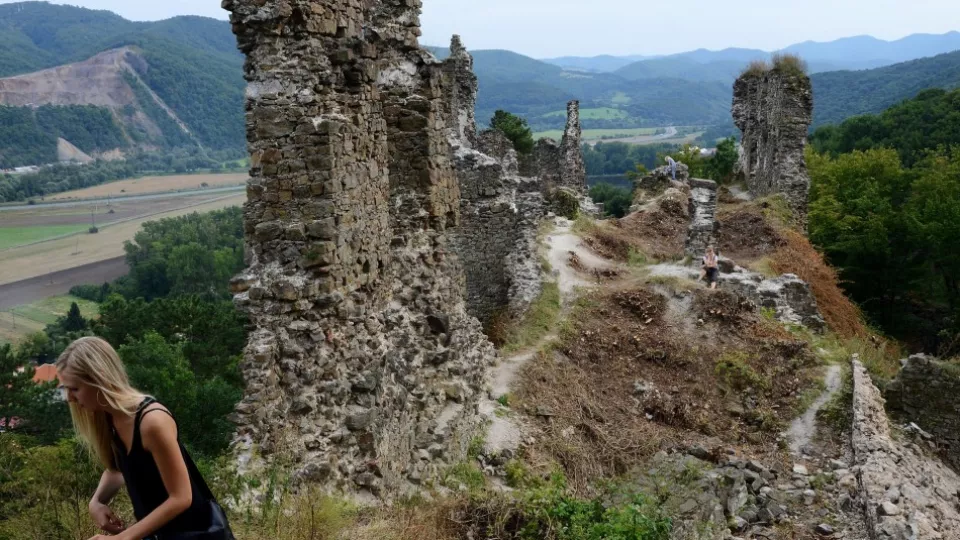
[
  {"xmin": 533, "ymin": 127, "xmax": 659, "ymax": 141},
  {"xmin": 0, "ymin": 192, "xmax": 246, "ymax": 286},
  {"xmin": 0, "ymin": 224, "xmax": 88, "ymax": 249},
  {"xmin": 48, "ymin": 173, "xmax": 247, "ymax": 201},
  {"xmin": 540, "ymin": 107, "xmax": 630, "ymax": 120},
  {"xmin": 0, "ymin": 295, "xmax": 99, "ymax": 345}
]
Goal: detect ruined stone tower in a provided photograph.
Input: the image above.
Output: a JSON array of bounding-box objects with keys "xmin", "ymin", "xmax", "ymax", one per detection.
[
  {"xmin": 732, "ymin": 62, "xmax": 813, "ymax": 222},
  {"xmin": 225, "ymin": 0, "xmax": 495, "ymax": 495},
  {"xmin": 559, "ymin": 100, "xmax": 587, "ymax": 193}
]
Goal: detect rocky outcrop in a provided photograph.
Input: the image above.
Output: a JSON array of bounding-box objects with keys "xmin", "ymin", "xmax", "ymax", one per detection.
[
  {"xmin": 723, "ymin": 272, "xmax": 825, "ymax": 331},
  {"xmin": 225, "ymin": 0, "xmax": 496, "ymax": 496},
  {"xmin": 558, "ymin": 100, "xmax": 586, "ymax": 193},
  {"xmin": 685, "ymin": 178, "xmax": 719, "ymax": 258},
  {"xmin": 633, "ymin": 162, "xmax": 690, "ymax": 195},
  {"xmin": 851, "ymin": 358, "xmax": 960, "ymax": 539},
  {"xmin": 732, "ymin": 64, "xmax": 813, "ymax": 222},
  {"xmin": 885, "ymin": 354, "xmax": 960, "ymax": 472}
]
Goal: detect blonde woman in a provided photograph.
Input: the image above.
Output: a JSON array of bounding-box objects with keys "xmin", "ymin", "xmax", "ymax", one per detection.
[{"xmin": 56, "ymin": 336, "xmax": 232, "ymax": 540}]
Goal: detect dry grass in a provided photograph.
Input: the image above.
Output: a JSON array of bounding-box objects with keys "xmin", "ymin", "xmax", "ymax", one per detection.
[
  {"xmin": 770, "ymin": 229, "xmax": 868, "ymax": 340},
  {"xmin": 771, "ymin": 53, "xmax": 808, "ymax": 76},
  {"xmin": 740, "ymin": 59, "xmax": 770, "ymax": 77},
  {"xmin": 513, "ymin": 285, "xmax": 818, "ymax": 493}
]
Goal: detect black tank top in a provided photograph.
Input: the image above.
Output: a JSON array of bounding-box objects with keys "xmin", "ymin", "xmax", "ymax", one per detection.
[{"xmin": 111, "ymin": 398, "xmax": 210, "ymax": 537}]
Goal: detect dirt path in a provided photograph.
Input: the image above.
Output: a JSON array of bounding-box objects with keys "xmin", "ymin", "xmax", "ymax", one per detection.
[
  {"xmin": 787, "ymin": 364, "xmax": 842, "ymax": 456},
  {"xmin": 481, "ymin": 218, "xmax": 616, "ymax": 458}
]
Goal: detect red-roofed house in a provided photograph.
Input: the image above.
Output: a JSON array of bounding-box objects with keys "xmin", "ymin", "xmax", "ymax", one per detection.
[{"xmin": 32, "ymin": 364, "xmax": 58, "ymax": 384}]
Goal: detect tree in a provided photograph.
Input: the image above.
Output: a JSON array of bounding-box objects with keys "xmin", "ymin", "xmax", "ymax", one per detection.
[
  {"xmin": 119, "ymin": 333, "xmax": 241, "ymax": 458},
  {"xmin": 61, "ymin": 302, "xmax": 87, "ymax": 332},
  {"xmin": 589, "ymin": 183, "xmax": 634, "ymax": 218},
  {"xmin": 706, "ymin": 137, "xmax": 738, "ymax": 183},
  {"xmin": 0, "ymin": 344, "xmax": 33, "ymax": 431},
  {"xmin": 490, "ymin": 110, "xmax": 534, "ymax": 155}
]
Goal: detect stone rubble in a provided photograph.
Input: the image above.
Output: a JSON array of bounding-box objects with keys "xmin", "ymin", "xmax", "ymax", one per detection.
[
  {"xmin": 851, "ymin": 357, "xmax": 960, "ymax": 539},
  {"xmin": 732, "ymin": 63, "xmax": 813, "ymax": 223}
]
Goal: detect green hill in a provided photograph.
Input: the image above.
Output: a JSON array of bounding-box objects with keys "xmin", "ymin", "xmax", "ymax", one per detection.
[
  {"xmin": 0, "ymin": 3, "xmax": 244, "ymax": 154},
  {"xmin": 810, "ymin": 87, "xmax": 960, "ymax": 167},
  {"xmin": 810, "ymin": 50, "xmax": 960, "ymax": 128}
]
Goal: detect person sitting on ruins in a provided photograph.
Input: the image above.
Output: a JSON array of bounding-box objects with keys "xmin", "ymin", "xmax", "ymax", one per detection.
[
  {"xmin": 666, "ymin": 156, "xmax": 678, "ymax": 180},
  {"xmin": 702, "ymin": 245, "xmax": 720, "ymax": 289}
]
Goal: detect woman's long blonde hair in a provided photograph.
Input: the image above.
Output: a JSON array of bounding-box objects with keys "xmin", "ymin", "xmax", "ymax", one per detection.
[{"xmin": 56, "ymin": 337, "xmax": 146, "ymax": 469}]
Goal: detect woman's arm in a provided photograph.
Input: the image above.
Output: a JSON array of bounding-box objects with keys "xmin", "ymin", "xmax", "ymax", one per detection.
[
  {"xmin": 112, "ymin": 411, "xmax": 193, "ymax": 540},
  {"xmin": 89, "ymin": 470, "xmax": 125, "ymax": 533}
]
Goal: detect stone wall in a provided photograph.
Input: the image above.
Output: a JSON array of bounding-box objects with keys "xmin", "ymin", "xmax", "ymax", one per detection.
[
  {"xmin": 558, "ymin": 100, "xmax": 586, "ymax": 193},
  {"xmin": 225, "ymin": 0, "xmax": 496, "ymax": 496},
  {"xmin": 732, "ymin": 66, "xmax": 813, "ymax": 222},
  {"xmin": 885, "ymin": 354, "xmax": 960, "ymax": 472},
  {"xmin": 685, "ymin": 178, "xmax": 719, "ymax": 258},
  {"xmin": 441, "ymin": 39, "xmax": 546, "ymax": 328},
  {"xmin": 850, "ymin": 357, "xmax": 960, "ymax": 538}
]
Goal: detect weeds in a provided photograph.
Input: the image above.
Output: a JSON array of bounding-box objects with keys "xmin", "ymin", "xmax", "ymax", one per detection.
[
  {"xmin": 715, "ymin": 351, "xmax": 769, "ymax": 392},
  {"xmin": 502, "ymin": 282, "xmax": 562, "ymax": 353},
  {"xmin": 817, "ymin": 366, "xmax": 854, "ymax": 433}
]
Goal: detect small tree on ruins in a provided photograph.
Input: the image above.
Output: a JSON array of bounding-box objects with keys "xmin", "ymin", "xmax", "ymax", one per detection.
[{"xmin": 491, "ymin": 110, "xmax": 535, "ymax": 155}]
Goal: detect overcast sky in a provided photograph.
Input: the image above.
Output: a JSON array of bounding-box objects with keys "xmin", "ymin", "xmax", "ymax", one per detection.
[{"xmin": 12, "ymin": 0, "xmax": 960, "ymax": 57}]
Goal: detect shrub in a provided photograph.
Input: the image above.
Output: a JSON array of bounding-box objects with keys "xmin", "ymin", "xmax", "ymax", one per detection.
[{"xmin": 552, "ymin": 188, "xmax": 581, "ymax": 220}]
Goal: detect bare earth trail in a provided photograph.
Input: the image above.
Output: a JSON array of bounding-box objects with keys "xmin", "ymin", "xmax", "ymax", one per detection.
[
  {"xmin": 481, "ymin": 218, "xmax": 618, "ymax": 459},
  {"xmin": 787, "ymin": 363, "xmax": 843, "ymax": 456}
]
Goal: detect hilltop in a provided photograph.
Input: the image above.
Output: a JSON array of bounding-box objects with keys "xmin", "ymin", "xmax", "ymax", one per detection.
[{"xmin": 0, "ymin": 2, "xmax": 244, "ymax": 167}]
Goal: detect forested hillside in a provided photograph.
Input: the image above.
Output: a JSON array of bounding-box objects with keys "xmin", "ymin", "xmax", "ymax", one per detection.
[
  {"xmin": 811, "ymin": 50, "xmax": 960, "ymax": 127},
  {"xmin": 807, "ymin": 89, "xmax": 960, "ymax": 348},
  {"xmin": 0, "ymin": 3, "xmax": 245, "ymax": 156}
]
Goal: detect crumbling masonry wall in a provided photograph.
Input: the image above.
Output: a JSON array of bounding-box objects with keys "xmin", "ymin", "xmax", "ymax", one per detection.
[
  {"xmin": 684, "ymin": 178, "xmax": 718, "ymax": 257},
  {"xmin": 851, "ymin": 358, "xmax": 960, "ymax": 538},
  {"xmin": 886, "ymin": 355, "xmax": 960, "ymax": 472},
  {"xmin": 442, "ymin": 37, "xmax": 546, "ymax": 326},
  {"xmin": 558, "ymin": 100, "xmax": 586, "ymax": 193},
  {"xmin": 226, "ymin": 0, "xmax": 495, "ymax": 496},
  {"xmin": 732, "ymin": 67, "xmax": 813, "ymax": 222}
]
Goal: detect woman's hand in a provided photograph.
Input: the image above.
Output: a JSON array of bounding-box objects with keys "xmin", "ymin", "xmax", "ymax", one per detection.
[{"xmin": 88, "ymin": 500, "xmax": 125, "ymax": 534}]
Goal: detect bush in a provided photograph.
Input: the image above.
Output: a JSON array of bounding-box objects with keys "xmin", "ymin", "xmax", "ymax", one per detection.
[{"xmin": 552, "ymin": 188, "xmax": 580, "ymax": 220}]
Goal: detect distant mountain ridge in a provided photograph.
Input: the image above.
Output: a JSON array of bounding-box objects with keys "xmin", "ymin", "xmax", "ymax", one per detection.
[
  {"xmin": 1, "ymin": 2, "xmax": 959, "ymax": 168},
  {"xmin": 540, "ymin": 32, "xmax": 960, "ymax": 80}
]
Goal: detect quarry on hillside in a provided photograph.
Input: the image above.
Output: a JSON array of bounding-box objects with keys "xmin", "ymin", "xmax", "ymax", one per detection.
[{"xmin": 216, "ymin": 1, "xmax": 960, "ymax": 539}]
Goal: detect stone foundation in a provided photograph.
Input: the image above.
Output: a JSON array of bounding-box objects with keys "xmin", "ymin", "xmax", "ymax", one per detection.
[
  {"xmin": 732, "ymin": 65, "xmax": 813, "ymax": 222},
  {"xmin": 226, "ymin": 0, "xmax": 496, "ymax": 495}
]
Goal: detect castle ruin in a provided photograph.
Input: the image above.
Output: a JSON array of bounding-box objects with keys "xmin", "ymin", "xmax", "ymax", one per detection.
[
  {"xmin": 224, "ymin": 0, "xmax": 585, "ymax": 495},
  {"xmin": 732, "ymin": 63, "xmax": 813, "ymax": 222}
]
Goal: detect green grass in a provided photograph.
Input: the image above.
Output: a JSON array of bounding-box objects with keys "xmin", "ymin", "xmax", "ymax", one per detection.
[
  {"xmin": 610, "ymin": 91, "xmax": 632, "ymax": 105},
  {"xmin": 541, "ymin": 107, "xmax": 630, "ymax": 120},
  {"xmin": 534, "ymin": 127, "xmax": 658, "ymax": 141},
  {"xmin": 1, "ymin": 295, "xmax": 100, "ymax": 344},
  {"xmin": 0, "ymin": 225, "xmax": 89, "ymax": 250},
  {"xmin": 503, "ymin": 282, "xmax": 562, "ymax": 353}
]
